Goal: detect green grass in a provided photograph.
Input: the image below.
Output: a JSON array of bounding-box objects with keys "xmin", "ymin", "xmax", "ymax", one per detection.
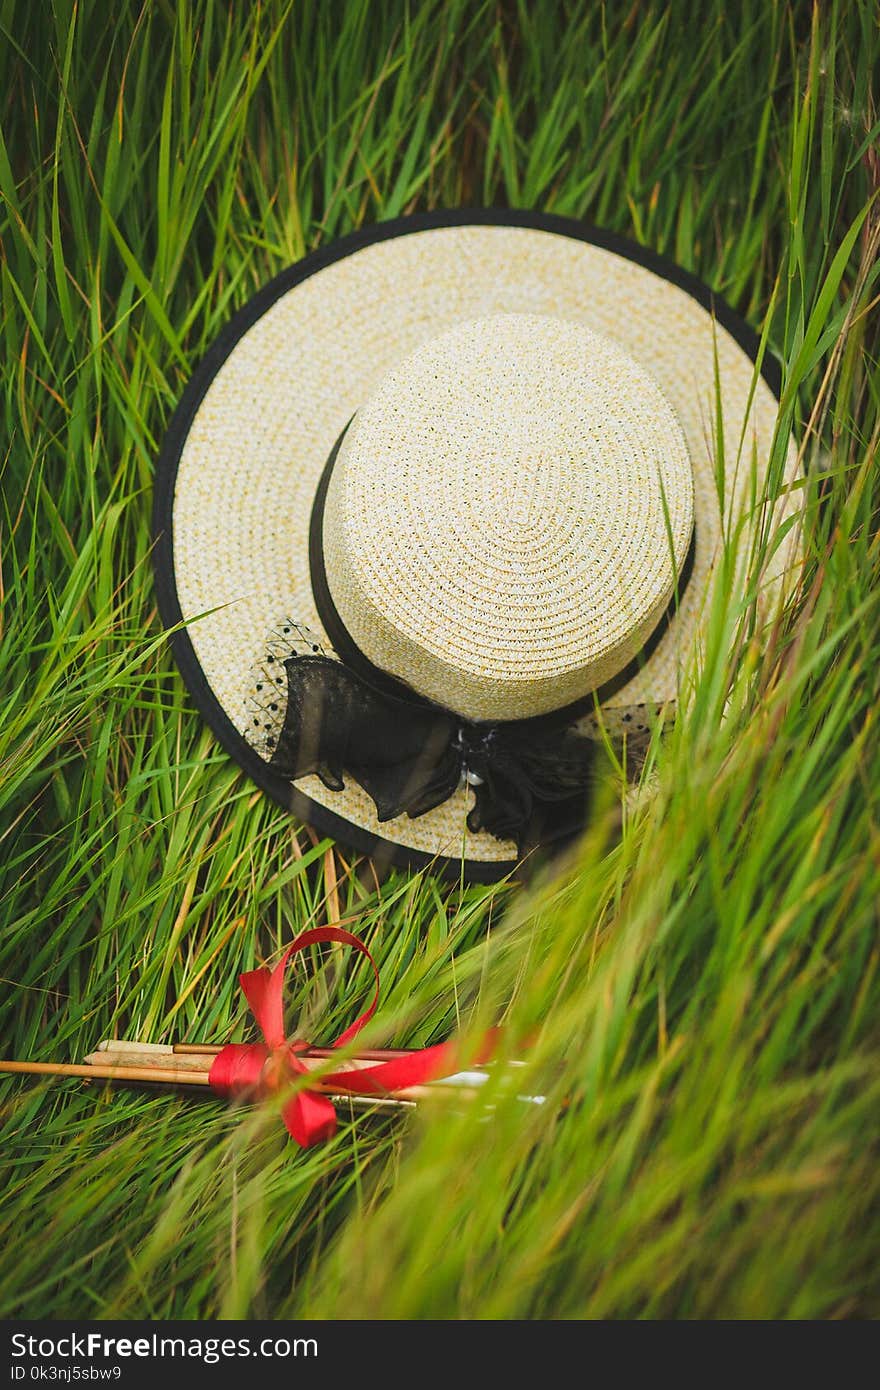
[{"xmin": 1, "ymin": 0, "xmax": 878, "ymax": 1319}]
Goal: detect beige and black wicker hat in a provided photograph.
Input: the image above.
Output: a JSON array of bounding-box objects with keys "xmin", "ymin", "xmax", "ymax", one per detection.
[{"xmin": 154, "ymin": 210, "xmax": 800, "ymax": 882}]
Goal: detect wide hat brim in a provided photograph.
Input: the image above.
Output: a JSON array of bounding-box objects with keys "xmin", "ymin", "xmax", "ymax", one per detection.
[{"xmin": 153, "ymin": 209, "xmax": 800, "ymax": 883}]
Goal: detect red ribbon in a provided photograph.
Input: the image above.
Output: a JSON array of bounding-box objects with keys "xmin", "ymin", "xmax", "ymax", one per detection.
[{"xmin": 208, "ymin": 928, "xmax": 465, "ymax": 1147}]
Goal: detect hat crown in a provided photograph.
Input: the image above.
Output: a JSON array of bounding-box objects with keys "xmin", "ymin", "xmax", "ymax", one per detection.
[{"xmin": 321, "ymin": 313, "xmax": 694, "ymax": 721}]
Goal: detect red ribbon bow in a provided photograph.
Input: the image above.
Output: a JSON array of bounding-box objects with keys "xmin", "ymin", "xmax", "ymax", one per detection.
[{"xmin": 208, "ymin": 927, "xmax": 463, "ymax": 1147}]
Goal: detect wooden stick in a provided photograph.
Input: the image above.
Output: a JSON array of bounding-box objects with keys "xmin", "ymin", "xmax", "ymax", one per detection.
[
  {"xmin": 96, "ymin": 1039, "xmax": 414, "ymax": 1063},
  {"xmin": 85, "ymin": 1049, "xmax": 416, "ymax": 1079},
  {"xmin": 91, "ymin": 1044, "xmax": 495, "ymax": 1097},
  {"xmin": 173, "ymin": 1042, "xmax": 414, "ymax": 1062},
  {"xmin": 0, "ymin": 1058, "xmax": 419, "ymax": 1111},
  {"xmin": 85, "ymin": 1050, "xmax": 212, "ymax": 1072},
  {"xmin": 0, "ymin": 1060, "xmax": 211, "ymax": 1085},
  {"xmin": 91, "ymin": 1040, "xmax": 541, "ymax": 1100},
  {"xmin": 1, "ymin": 1056, "xmax": 470, "ymax": 1105},
  {"xmin": 90, "ymin": 1047, "xmax": 423, "ymax": 1077}
]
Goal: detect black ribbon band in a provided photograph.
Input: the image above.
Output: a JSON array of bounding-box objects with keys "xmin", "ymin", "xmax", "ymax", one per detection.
[{"xmin": 267, "ymin": 652, "xmax": 597, "ymax": 847}]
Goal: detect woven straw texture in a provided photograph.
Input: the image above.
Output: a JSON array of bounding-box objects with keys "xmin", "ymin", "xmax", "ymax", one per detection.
[
  {"xmin": 169, "ymin": 222, "xmax": 800, "ymax": 865},
  {"xmin": 323, "ymin": 313, "xmax": 694, "ymax": 721}
]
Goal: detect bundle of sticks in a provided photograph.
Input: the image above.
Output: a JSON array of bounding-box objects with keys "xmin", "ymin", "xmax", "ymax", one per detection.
[{"xmin": 0, "ymin": 1039, "xmax": 541, "ymax": 1113}]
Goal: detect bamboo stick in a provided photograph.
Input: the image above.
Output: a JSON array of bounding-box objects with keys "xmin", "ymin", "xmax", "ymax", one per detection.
[
  {"xmin": 95, "ymin": 1039, "xmax": 414, "ymax": 1063},
  {"xmin": 0, "ymin": 1060, "xmax": 211, "ymax": 1085},
  {"xmin": 85, "ymin": 1049, "xmax": 418, "ymax": 1080},
  {"xmin": 85, "ymin": 1050, "xmax": 212, "ymax": 1072},
  {"xmin": 90, "ymin": 1039, "xmax": 542, "ymax": 1101},
  {"xmin": 0, "ymin": 1058, "xmax": 421, "ymax": 1110},
  {"xmin": 0, "ymin": 1056, "xmax": 472, "ymax": 1105},
  {"xmin": 89, "ymin": 1047, "xmax": 424, "ymax": 1078},
  {"xmin": 173, "ymin": 1042, "xmax": 414, "ymax": 1062}
]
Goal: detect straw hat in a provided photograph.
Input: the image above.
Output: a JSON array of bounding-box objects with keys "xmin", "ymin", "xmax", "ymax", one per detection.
[{"xmin": 153, "ymin": 210, "xmax": 800, "ymax": 882}]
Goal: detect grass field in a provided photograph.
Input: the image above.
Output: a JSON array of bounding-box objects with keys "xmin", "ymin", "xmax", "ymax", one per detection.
[{"xmin": 1, "ymin": 0, "xmax": 878, "ymax": 1319}]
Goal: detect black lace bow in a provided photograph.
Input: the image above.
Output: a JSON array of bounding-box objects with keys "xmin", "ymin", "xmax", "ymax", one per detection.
[{"xmin": 267, "ymin": 655, "xmax": 594, "ymax": 848}]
